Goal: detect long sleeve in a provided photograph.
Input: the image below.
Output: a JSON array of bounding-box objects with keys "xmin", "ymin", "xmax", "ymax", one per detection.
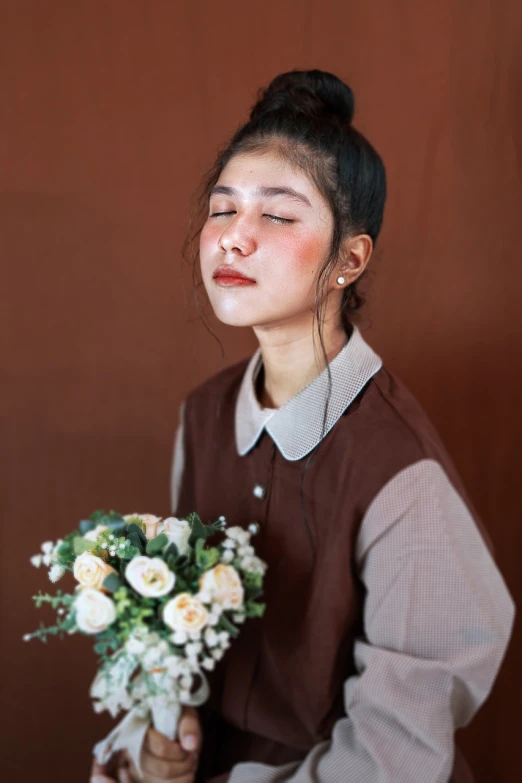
[
  {"xmin": 170, "ymin": 400, "xmax": 186, "ymax": 514},
  {"xmin": 220, "ymin": 458, "xmax": 515, "ymax": 783}
]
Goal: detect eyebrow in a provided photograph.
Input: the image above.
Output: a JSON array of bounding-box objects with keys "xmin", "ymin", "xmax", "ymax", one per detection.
[{"xmin": 210, "ymin": 185, "xmax": 312, "ymax": 207}]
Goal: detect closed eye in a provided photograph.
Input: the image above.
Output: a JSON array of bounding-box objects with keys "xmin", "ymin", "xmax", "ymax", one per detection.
[
  {"xmin": 209, "ymin": 212, "xmax": 294, "ymax": 225},
  {"xmin": 265, "ymin": 214, "xmax": 294, "ymax": 224}
]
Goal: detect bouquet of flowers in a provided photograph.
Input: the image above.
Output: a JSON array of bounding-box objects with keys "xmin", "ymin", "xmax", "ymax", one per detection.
[{"xmin": 26, "ymin": 510, "xmax": 267, "ymax": 778}]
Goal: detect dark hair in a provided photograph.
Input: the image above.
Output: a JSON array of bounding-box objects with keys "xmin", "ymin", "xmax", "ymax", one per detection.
[{"xmin": 183, "ymin": 68, "xmax": 387, "ymax": 351}]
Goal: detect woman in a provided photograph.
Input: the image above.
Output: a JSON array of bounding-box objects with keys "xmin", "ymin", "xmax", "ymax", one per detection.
[{"xmin": 92, "ymin": 69, "xmax": 514, "ymax": 783}]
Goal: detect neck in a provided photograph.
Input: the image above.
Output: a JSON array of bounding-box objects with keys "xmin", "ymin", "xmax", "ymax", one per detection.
[{"xmin": 253, "ymin": 314, "xmax": 350, "ymax": 409}]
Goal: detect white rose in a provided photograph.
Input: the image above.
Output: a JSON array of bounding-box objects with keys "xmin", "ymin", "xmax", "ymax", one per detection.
[
  {"xmin": 75, "ymin": 589, "xmax": 116, "ymax": 634},
  {"xmin": 163, "ymin": 593, "xmax": 209, "ymax": 634},
  {"xmin": 125, "ymin": 556, "xmax": 175, "ymax": 597},
  {"xmin": 162, "ymin": 517, "xmax": 191, "ymax": 555},
  {"xmin": 199, "ymin": 564, "xmax": 244, "ymax": 610},
  {"xmin": 84, "ymin": 524, "xmax": 108, "ymax": 542},
  {"xmin": 74, "ymin": 552, "xmax": 117, "ymax": 590}
]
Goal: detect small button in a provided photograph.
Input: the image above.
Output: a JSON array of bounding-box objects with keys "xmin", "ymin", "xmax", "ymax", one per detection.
[
  {"xmin": 248, "ymin": 521, "xmax": 260, "ymax": 535},
  {"xmin": 253, "ymin": 484, "xmax": 265, "ymax": 499}
]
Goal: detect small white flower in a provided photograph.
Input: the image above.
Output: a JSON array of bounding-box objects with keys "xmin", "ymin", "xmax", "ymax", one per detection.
[
  {"xmin": 223, "ymin": 539, "xmax": 236, "ymax": 549},
  {"xmin": 238, "ymin": 545, "xmax": 254, "ymax": 557},
  {"xmin": 185, "ymin": 642, "xmax": 203, "ymax": 659},
  {"xmin": 49, "ymin": 564, "xmax": 66, "ymax": 583},
  {"xmin": 41, "ymin": 541, "xmax": 54, "ymax": 554},
  {"xmin": 204, "ymin": 628, "xmax": 219, "ymax": 648},
  {"xmin": 126, "ymin": 636, "xmax": 146, "ymax": 656},
  {"xmin": 30, "ymin": 555, "xmax": 43, "ymax": 568},
  {"xmin": 171, "ymin": 630, "xmax": 188, "ymax": 645},
  {"xmin": 201, "ymin": 657, "xmax": 215, "ymax": 671},
  {"xmin": 23, "ymin": 634, "xmax": 31, "ymax": 641},
  {"xmin": 189, "ymin": 629, "xmax": 202, "ymax": 641},
  {"xmin": 222, "ymin": 550, "xmax": 234, "ymax": 564},
  {"xmin": 233, "ymin": 613, "xmax": 246, "ymax": 624},
  {"xmin": 211, "ymin": 647, "xmax": 225, "ymax": 660},
  {"xmin": 218, "ymin": 631, "xmax": 230, "ymax": 645},
  {"xmin": 42, "ymin": 554, "xmax": 52, "ymax": 567},
  {"xmin": 208, "ymin": 613, "xmax": 219, "ymax": 627}
]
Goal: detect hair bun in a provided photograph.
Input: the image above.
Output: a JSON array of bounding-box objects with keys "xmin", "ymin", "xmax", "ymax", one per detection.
[{"xmin": 250, "ymin": 69, "xmax": 355, "ymax": 125}]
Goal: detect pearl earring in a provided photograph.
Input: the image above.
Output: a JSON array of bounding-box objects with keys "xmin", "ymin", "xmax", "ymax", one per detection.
[{"xmin": 336, "ymin": 276, "xmax": 345, "ymax": 285}]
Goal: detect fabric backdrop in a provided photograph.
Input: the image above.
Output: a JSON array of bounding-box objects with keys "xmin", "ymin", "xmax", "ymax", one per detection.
[{"xmin": 1, "ymin": 1, "xmax": 520, "ymax": 781}]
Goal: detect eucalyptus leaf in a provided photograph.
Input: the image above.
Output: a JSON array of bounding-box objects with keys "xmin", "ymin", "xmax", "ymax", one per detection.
[
  {"xmin": 73, "ymin": 537, "xmax": 96, "ymax": 556},
  {"xmin": 127, "ymin": 523, "xmax": 147, "ymax": 545},
  {"xmin": 102, "ymin": 573, "xmax": 122, "ymax": 593},
  {"xmin": 164, "ymin": 542, "xmax": 179, "ymax": 560},
  {"xmin": 79, "ymin": 519, "xmax": 96, "ymax": 535},
  {"xmin": 146, "ymin": 533, "xmax": 168, "ymax": 556}
]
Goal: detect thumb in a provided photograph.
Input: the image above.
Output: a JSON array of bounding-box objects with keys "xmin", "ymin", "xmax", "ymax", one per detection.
[{"xmin": 178, "ymin": 705, "xmax": 202, "ymax": 753}]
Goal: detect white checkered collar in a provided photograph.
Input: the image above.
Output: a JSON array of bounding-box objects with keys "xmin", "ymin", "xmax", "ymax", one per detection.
[{"xmin": 235, "ymin": 325, "xmax": 383, "ymax": 461}]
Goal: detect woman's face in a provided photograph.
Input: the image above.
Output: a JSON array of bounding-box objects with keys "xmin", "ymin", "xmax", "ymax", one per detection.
[{"xmin": 199, "ymin": 150, "xmax": 335, "ymax": 332}]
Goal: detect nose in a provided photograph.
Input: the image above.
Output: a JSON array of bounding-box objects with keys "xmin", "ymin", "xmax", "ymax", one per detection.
[{"xmin": 218, "ymin": 214, "xmax": 256, "ymax": 257}]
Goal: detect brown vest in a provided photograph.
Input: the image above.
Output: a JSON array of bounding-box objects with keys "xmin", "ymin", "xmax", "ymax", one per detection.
[{"xmin": 177, "ymin": 358, "xmax": 476, "ymax": 782}]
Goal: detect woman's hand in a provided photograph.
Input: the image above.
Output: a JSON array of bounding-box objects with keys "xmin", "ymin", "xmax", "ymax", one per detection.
[{"xmin": 90, "ymin": 706, "xmax": 202, "ymax": 783}]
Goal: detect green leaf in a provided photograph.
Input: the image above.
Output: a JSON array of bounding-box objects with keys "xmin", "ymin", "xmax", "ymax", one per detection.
[
  {"xmin": 243, "ymin": 571, "xmax": 263, "ymax": 590},
  {"xmin": 219, "ymin": 613, "xmax": 240, "ymax": 638},
  {"xmin": 73, "ymin": 536, "xmax": 96, "ymax": 555},
  {"xmin": 146, "ymin": 533, "xmax": 168, "ymax": 556},
  {"xmin": 164, "ymin": 542, "xmax": 179, "ymax": 560},
  {"xmin": 79, "ymin": 519, "xmax": 96, "ymax": 535},
  {"xmin": 127, "ymin": 523, "xmax": 147, "ymax": 545},
  {"xmin": 244, "ymin": 601, "xmax": 266, "ymax": 618},
  {"xmin": 102, "ymin": 573, "xmax": 122, "ymax": 593},
  {"xmin": 188, "ymin": 514, "xmax": 208, "ymax": 547}
]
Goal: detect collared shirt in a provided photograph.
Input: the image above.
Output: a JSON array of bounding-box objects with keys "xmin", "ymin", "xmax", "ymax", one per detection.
[{"xmin": 171, "ymin": 325, "xmax": 515, "ymax": 783}]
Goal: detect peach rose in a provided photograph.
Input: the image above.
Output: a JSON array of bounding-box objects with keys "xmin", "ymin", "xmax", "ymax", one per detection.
[
  {"xmin": 163, "ymin": 593, "xmax": 209, "ymax": 633},
  {"xmin": 125, "ymin": 556, "xmax": 175, "ymax": 598},
  {"xmin": 73, "ymin": 552, "xmax": 117, "ymax": 590},
  {"xmin": 75, "ymin": 588, "xmax": 116, "ymax": 634},
  {"xmin": 199, "ymin": 564, "xmax": 244, "ymax": 610},
  {"xmin": 124, "ymin": 513, "xmax": 163, "ymax": 540}
]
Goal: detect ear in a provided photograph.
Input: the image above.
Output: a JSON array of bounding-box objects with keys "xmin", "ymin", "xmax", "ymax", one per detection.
[{"xmin": 333, "ymin": 234, "xmax": 373, "ymax": 288}]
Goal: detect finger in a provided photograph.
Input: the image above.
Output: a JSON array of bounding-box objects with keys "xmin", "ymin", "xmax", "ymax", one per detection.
[
  {"xmin": 178, "ymin": 706, "xmax": 202, "ymax": 753},
  {"xmin": 90, "ymin": 758, "xmax": 116, "ymax": 783},
  {"xmin": 141, "ymin": 749, "xmax": 197, "ymax": 780},
  {"xmin": 145, "ymin": 728, "xmax": 188, "ymax": 762}
]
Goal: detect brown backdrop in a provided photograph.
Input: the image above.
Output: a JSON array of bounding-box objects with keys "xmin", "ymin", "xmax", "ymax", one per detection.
[{"xmin": 2, "ymin": 1, "xmax": 521, "ymax": 781}]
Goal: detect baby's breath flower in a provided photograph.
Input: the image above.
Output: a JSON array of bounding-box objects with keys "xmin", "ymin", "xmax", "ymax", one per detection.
[
  {"xmin": 222, "ymin": 550, "xmax": 234, "ymax": 564},
  {"xmin": 233, "ymin": 613, "xmax": 246, "ymax": 624},
  {"xmin": 211, "ymin": 648, "xmax": 225, "ymax": 660},
  {"xmin": 30, "ymin": 555, "xmax": 43, "ymax": 568},
  {"xmin": 201, "ymin": 657, "xmax": 215, "ymax": 671},
  {"xmin": 204, "ymin": 628, "xmax": 219, "ymax": 648},
  {"xmin": 48, "ymin": 564, "xmax": 66, "ymax": 583}
]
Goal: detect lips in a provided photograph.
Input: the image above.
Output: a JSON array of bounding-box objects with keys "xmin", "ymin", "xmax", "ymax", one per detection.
[{"xmin": 212, "ymin": 266, "xmax": 256, "ymax": 285}]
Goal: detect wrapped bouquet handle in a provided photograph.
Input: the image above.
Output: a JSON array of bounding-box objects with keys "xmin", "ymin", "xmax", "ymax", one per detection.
[{"xmin": 93, "ymin": 670, "xmax": 210, "ymax": 779}]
